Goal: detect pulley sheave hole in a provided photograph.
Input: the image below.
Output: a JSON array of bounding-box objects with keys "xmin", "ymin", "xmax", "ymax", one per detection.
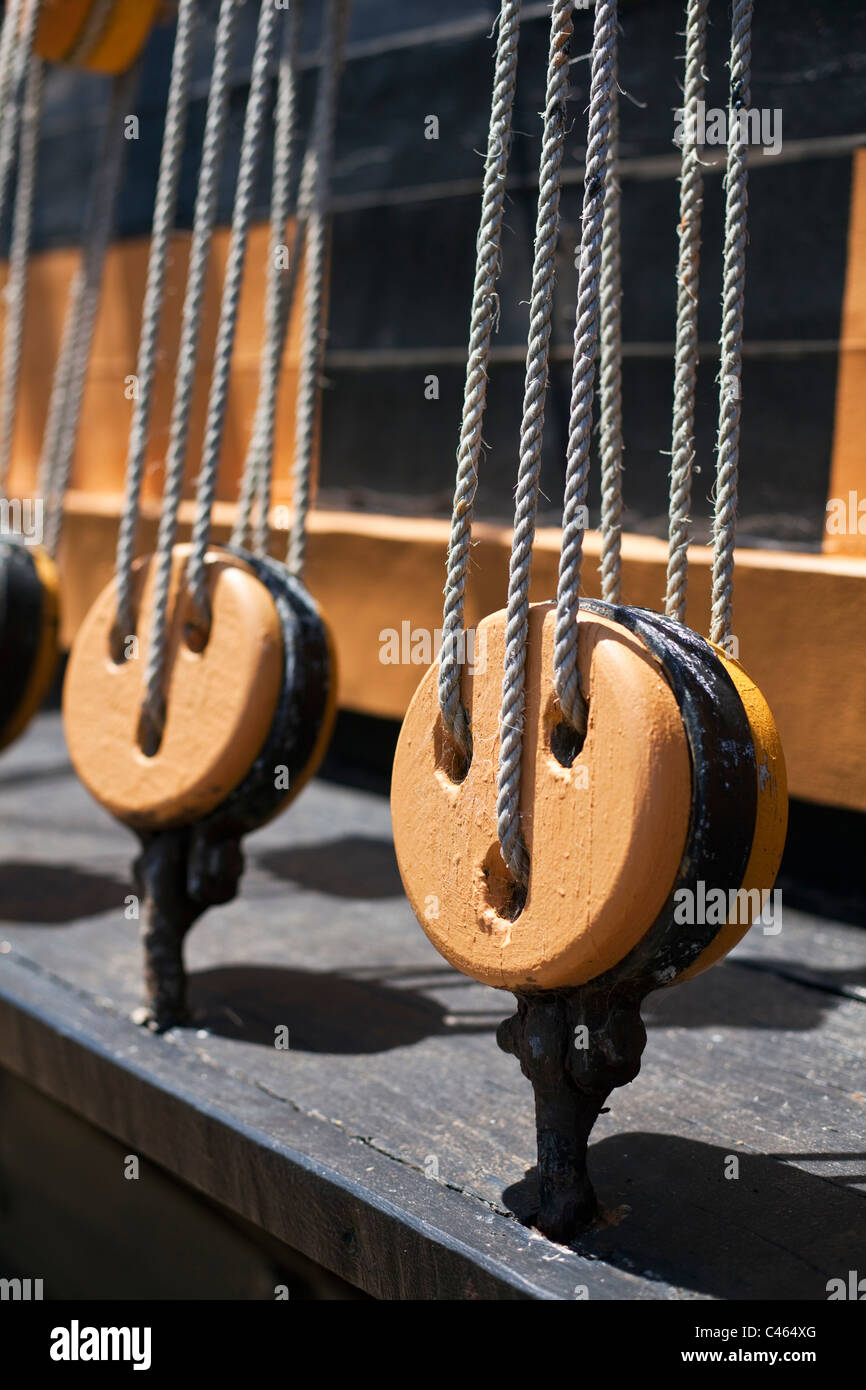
[
  {"xmin": 550, "ymin": 715, "xmax": 586, "ymax": 768},
  {"xmin": 433, "ymin": 714, "xmax": 471, "ymax": 785},
  {"xmin": 480, "ymin": 843, "xmax": 527, "ymax": 923},
  {"xmin": 184, "ymin": 613, "xmax": 211, "ymax": 654},
  {"xmin": 136, "ymin": 702, "xmax": 164, "ymax": 760}
]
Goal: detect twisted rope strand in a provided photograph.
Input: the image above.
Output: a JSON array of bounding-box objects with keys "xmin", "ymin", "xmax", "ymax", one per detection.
[
  {"xmin": 35, "ymin": 268, "xmax": 81, "ymax": 504},
  {"xmin": 286, "ymin": 0, "xmax": 351, "ymax": 579},
  {"xmin": 186, "ymin": 0, "xmax": 281, "ymax": 620},
  {"xmin": 665, "ymin": 0, "xmax": 709, "ymax": 623},
  {"xmin": 42, "ymin": 67, "xmax": 137, "ymax": 558},
  {"xmin": 710, "ymin": 0, "xmax": 752, "ymax": 647},
  {"xmin": 0, "ymin": 0, "xmax": 38, "ymax": 247},
  {"xmin": 553, "ymin": 0, "xmax": 619, "ymax": 733},
  {"xmin": 598, "ymin": 34, "xmax": 623, "ymax": 604},
  {"xmin": 255, "ymin": 0, "xmax": 306, "ymax": 559},
  {"xmin": 437, "ymin": 0, "xmax": 522, "ymax": 759},
  {"xmin": 0, "ymin": 0, "xmax": 25, "ymax": 123},
  {"xmin": 261, "ymin": 25, "xmax": 348, "ymax": 389},
  {"xmin": 112, "ymin": 0, "xmax": 199, "ymax": 649},
  {"xmin": 231, "ymin": 0, "xmax": 304, "ymax": 556},
  {"xmin": 141, "ymin": 0, "xmax": 241, "ymax": 741},
  {"xmin": 0, "ymin": 55, "xmax": 42, "ymax": 498},
  {"xmin": 234, "ymin": 167, "xmax": 307, "ymax": 547},
  {"xmin": 496, "ymin": 0, "xmax": 574, "ymax": 888}
]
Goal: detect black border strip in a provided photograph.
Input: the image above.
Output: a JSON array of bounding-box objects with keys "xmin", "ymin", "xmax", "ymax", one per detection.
[
  {"xmin": 580, "ymin": 600, "xmax": 758, "ymax": 988},
  {"xmin": 199, "ymin": 548, "xmax": 333, "ymax": 840}
]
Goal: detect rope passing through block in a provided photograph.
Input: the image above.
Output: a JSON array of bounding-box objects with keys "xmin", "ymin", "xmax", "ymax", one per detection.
[
  {"xmin": 387, "ymin": 0, "xmax": 778, "ymax": 1242},
  {"xmin": 57, "ymin": 0, "xmax": 349, "ymax": 1031},
  {"xmin": 392, "ymin": 601, "xmax": 787, "ymax": 1237},
  {"xmin": 393, "ymin": 602, "xmax": 787, "ymax": 992},
  {"xmin": 63, "ymin": 543, "xmax": 337, "ymax": 1029},
  {"xmin": 64, "ymin": 545, "xmax": 286, "ymax": 830},
  {"xmin": 64, "ymin": 543, "xmax": 338, "ymax": 833}
]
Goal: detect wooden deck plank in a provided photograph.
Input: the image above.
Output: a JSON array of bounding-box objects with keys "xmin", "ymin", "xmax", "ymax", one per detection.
[{"xmin": 0, "ymin": 715, "xmax": 864, "ymax": 1300}]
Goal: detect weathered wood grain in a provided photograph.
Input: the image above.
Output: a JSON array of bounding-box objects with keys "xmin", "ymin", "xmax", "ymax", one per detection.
[{"xmin": 0, "ymin": 715, "xmax": 863, "ymax": 1299}]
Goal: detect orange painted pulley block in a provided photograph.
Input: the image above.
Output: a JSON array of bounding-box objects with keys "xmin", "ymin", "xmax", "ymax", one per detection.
[
  {"xmin": 63, "ymin": 544, "xmax": 338, "ymax": 1027},
  {"xmin": 34, "ymin": 0, "xmax": 164, "ymax": 74},
  {"xmin": 0, "ymin": 541, "xmax": 60, "ymax": 753},
  {"xmin": 391, "ymin": 598, "xmax": 787, "ymax": 1238}
]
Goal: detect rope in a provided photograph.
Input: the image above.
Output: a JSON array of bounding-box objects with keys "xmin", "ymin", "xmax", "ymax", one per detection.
[
  {"xmin": 286, "ymin": 0, "xmax": 351, "ymax": 579},
  {"xmin": 598, "ymin": 32, "xmax": 622, "ymax": 605},
  {"xmin": 553, "ymin": 0, "xmax": 618, "ymax": 738},
  {"xmin": 0, "ymin": 55, "xmax": 42, "ymax": 498},
  {"xmin": 665, "ymin": 0, "xmax": 709, "ymax": 624},
  {"xmin": 231, "ymin": 0, "xmax": 304, "ymax": 556},
  {"xmin": 112, "ymin": 0, "xmax": 199, "ymax": 652},
  {"xmin": 437, "ymin": 0, "xmax": 522, "ymax": 762},
  {"xmin": 496, "ymin": 0, "xmax": 573, "ymax": 889},
  {"xmin": 186, "ymin": 0, "xmax": 281, "ymax": 625},
  {"xmin": 0, "ymin": 2, "xmax": 26, "ymax": 218},
  {"xmin": 41, "ymin": 66, "xmax": 137, "ymax": 558},
  {"xmin": 0, "ymin": 0, "xmax": 40, "ymax": 254},
  {"xmin": 0, "ymin": 0, "xmax": 24, "ymax": 117},
  {"xmin": 35, "ymin": 262, "xmax": 79, "ymax": 504},
  {"xmin": 710, "ymin": 0, "xmax": 752, "ymax": 647},
  {"xmin": 140, "ymin": 0, "xmax": 241, "ymax": 746}
]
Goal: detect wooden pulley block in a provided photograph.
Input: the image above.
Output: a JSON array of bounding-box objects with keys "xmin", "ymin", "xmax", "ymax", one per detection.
[
  {"xmin": 63, "ymin": 544, "xmax": 336, "ymax": 833},
  {"xmin": 0, "ymin": 541, "xmax": 60, "ymax": 753},
  {"xmin": 391, "ymin": 598, "xmax": 787, "ymax": 994},
  {"xmin": 33, "ymin": 0, "xmax": 163, "ymax": 74}
]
